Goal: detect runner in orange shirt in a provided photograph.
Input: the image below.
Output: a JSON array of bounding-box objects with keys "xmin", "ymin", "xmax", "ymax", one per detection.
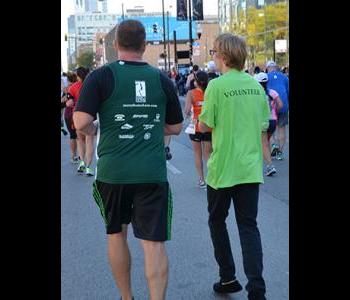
[{"xmin": 184, "ymin": 71, "xmax": 212, "ymax": 188}]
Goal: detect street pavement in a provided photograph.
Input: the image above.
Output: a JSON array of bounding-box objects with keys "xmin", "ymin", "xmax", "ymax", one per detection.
[{"xmin": 61, "ymin": 98, "xmax": 289, "ymax": 300}]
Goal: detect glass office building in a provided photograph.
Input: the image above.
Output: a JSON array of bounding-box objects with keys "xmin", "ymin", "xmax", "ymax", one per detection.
[{"xmin": 218, "ymin": 0, "xmax": 289, "ymax": 68}]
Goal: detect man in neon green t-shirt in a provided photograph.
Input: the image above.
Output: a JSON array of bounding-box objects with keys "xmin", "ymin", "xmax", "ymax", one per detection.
[{"xmin": 199, "ymin": 33, "xmax": 269, "ymax": 300}]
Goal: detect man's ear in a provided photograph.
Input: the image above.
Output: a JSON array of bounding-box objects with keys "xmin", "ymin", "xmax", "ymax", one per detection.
[{"xmin": 114, "ymin": 39, "xmax": 118, "ymax": 52}]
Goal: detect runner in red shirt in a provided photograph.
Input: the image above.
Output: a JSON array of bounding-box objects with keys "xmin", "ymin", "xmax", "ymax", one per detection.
[{"xmin": 66, "ymin": 67, "xmax": 95, "ymax": 176}]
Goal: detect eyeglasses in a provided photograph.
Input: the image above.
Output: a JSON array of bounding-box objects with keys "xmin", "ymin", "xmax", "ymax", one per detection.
[{"xmin": 209, "ymin": 49, "xmax": 217, "ymax": 56}]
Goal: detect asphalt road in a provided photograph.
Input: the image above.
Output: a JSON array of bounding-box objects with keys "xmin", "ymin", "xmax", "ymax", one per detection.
[{"xmin": 61, "ymin": 99, "xmax": 289, "ymax": 300}]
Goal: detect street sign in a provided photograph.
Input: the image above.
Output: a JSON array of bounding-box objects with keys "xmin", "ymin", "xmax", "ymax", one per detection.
[
  {"xmin": 275, "ymin": 39, "xmax": 287, "ymax": 53},
  {"xmin": 193, "ymin": 41, "xmax": 200, "ymax": 47}
]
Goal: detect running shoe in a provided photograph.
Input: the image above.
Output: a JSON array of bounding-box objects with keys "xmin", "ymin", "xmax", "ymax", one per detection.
[
  {"xmin": 61, "ymin": 127, "xmax": 68, "ymax": 136},
  {"xmin": 77, "ymin": 160, "xmax": 85, "ymax": 173},
  {"xmin": 198, "ymin": 179, "xmax": 206, "ymax": 189},
  {"xmin": 265, "ymin": 165, "xmax": 277, "ymax": 176},
  {"xmin": 276, "ymin": 150, "xmax": 284, "ymax": 160},
  {"xmin": 213, "ymin": 279, "xmax": 243, "ymax": 294},
  {"xmin": 85, "ymin": 167, "xmax": 94, "ymax": 177},
  {"xmin": 271, "ymin": 144, "xmax": 279, "ymax": 158},
  {"xmin": 70, "ymin": 156, "xmax": 80, "ymax": 164}
]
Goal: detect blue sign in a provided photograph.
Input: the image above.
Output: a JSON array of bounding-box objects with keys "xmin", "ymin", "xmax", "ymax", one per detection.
[{"xmin": 118, "ymin": 16, "xmax": 196, "ymax": 42}]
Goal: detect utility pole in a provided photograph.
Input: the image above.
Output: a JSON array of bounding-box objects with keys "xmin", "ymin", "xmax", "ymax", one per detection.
[
  {"xmin": 167, "ymin": 11, "xmax": 171, "ymax": 71},
  {"xmin": 188, "ymin": 0, "xmax": 193, "ymax": 66},
  {"xmin": 162, "ymin": 0, "xmax": 167, "ymax": 71},
  {"xmin": 174, "ymin": 30, "xmax": 178, "ymax": 70},
  {"xmin": 122, "ymin": 3, "xmax": 125, "ymax": 20}
]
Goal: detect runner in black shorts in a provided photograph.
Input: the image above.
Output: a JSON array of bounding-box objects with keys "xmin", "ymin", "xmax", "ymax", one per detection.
[
  {"xmin": 73, "ymin": 20, "xmax": 183, "ymax": 300},
  {"xmin": 184, "ymin": 71, "xmax": 212, "ymax": 188},
  {"xmin": 93, "ymin": 181, "xmax": 172, "ymax": 240}
]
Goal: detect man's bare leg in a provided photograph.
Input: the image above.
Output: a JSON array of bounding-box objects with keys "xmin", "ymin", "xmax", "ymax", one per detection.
[
  {"xmin": 108, "ymin": 225, "xmax": 133, "ymax": 300},
  {"xmin": 141, "ymin": 240, "xmax": 169, "ymax": 300}
]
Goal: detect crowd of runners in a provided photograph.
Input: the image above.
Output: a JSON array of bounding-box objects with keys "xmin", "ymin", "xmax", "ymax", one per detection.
[
  {"xmin": 61, "ymin": 59, "xmax": 288, "ymax": 182},
  {"xmin": 61, "ymin": 19, "xmax": 288, "ymax": 300}
]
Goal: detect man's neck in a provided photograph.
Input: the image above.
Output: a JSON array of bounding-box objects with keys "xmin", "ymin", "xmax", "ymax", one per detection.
[
  {"xmin": 118, "ymin": 51, "xmax": 144, "ymax": 62},
  {"xmin": 221, "ymin": 65, "xmax": 234, "ymax": 74}
]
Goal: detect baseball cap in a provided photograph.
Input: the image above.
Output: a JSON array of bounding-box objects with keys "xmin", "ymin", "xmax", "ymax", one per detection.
[
  {"xmin": 255, "ymin": 72, "xmax": 268, "ymax": 83},
  {"xmin": 207, "ymin": 60, "xmax": 216, "ymax": 71},
  {"xmin": 266, "ymin": 60, "xmax": 276, "ymax": 68}
]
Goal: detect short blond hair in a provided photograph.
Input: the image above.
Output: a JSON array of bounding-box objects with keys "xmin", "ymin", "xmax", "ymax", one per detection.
[{"xmin": 214, "ymin": 33, "xmax": 247, "ymax": 71}]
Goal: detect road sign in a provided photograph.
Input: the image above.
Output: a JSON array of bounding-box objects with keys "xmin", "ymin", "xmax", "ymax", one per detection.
[{"xmin": 275, "ymin": 39, "xmax": 287, "ymax": 53}]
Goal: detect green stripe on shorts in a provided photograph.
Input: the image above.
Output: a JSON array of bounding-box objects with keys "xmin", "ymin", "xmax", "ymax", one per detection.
[
  {"xmin": 167, "ymin": 186, "xmax": 173, "ymax": 240},
  {"xmin": 92, "ymin": 181, "xmax": 108, "ymax": 225}
]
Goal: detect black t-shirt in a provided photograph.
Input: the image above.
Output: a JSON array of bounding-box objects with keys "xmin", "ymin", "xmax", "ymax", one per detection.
[{"xmin": 75, "ymin": 61, "xmax": 183, "ymax": 125}]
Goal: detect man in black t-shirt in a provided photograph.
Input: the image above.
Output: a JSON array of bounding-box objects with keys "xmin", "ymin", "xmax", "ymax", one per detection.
[{"xmin": 73, "ymin": 20, "xmax": 183, "ymax": 300}]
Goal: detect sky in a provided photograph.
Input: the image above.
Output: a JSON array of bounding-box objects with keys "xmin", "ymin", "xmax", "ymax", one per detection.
[{"xmin": 61, "ymin": 0, "xmax": 219, "ymax": 71}]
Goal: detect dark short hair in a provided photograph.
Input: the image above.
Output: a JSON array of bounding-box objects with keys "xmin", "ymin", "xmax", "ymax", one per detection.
[
  {"xmin": 116, "ymin": 19, "xmax": 146, "ymax": 52},
  {"xmin": 193, "ymin": 64, "xmax": 199, "ymax": 72},
  {"xmin": 67, "ymin": 72, "xmax": 77, "ymax": 83},
  {"xmin": 194, "ymin": 71, "xmax": 209, "ymax": 91},
  {"xmin": 76, "ymin": 67, "xmax": 89, "ymax": 82}
]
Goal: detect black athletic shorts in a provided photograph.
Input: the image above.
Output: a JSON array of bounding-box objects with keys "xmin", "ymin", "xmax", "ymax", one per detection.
[
  {"xmin": 64, "ymin": 117, "xmax": 77, "ymax": 139},
  {"xmin": 189, "ymin": 132, "xmax": 212, "ymax": 142},
  {"xmin": 93, "ymin": 181, "xmax": 173, "ymax": 241}
]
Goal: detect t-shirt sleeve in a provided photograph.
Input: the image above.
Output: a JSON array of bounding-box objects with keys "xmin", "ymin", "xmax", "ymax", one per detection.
[
  {"xmin": 159, "ymin": 72, "xmax": 184, "ymax": 125},
  {"xmin": 75, "ymin": 66, "xmax": 114, "ymax": 118},
  {"xmin": 269, "ymin": 89, "xmax": 279, "ymax": 99},
  {"xmin": 199, "ymin": 80, "xmax": 216, "ymax": 128}
]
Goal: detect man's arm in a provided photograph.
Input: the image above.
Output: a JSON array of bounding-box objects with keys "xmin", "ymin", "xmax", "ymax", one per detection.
[
  {"xmin": 164, "ymin": 123, "xmax": 182, "ymax": 136},
  {"xmin": 73, "ymin": 111, "xmax": 96, "ymax": 135},
  {"xmin": 160, "ymin": 71, "xmax": 184, "ymax": 136}
]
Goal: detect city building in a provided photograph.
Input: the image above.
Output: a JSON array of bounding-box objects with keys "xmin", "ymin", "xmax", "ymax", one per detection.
[
  {"xmin": 218, "ymin": 0, "xmax": 289, "ymax": 68},
  {"xmin": 67, "ymin": 11, "xmax": 118, "ymax": 64},
  {"xmin": 84, "ymin": 0, "xmax": 98, "ymax": 12},
  {"xmin": 103, "ymin": 11, "xmax": 218, "ymax": 70}
]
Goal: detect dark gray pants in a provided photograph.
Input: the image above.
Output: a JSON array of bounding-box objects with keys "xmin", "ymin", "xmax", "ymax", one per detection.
[{"xmin": 207, "ymin": 183, "xmax": 266, "ymax": 294}]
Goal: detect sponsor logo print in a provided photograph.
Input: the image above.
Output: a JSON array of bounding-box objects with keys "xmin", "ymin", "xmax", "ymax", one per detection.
[
  {"xmin": 114, "ymin": 114, "xmax": 125, "ymax": 122},
  {"xmin": 143, "ymin": 124, "xmax": 155, "ymax": 130},
  {"xmin": 132, "ymin": 114, "xmax": 148, "ymax": 118},
  {"xmin": 144, "ymin": 133, "xmax": 151, "ymax": 140},
  {"xmin": 135, "ymin": 81, "xmax": 146, "ymax": 103},
  {"xmin": 154, "ymin": 113, "xmax": 161, "ymax": 122},
  {"xmin": 121, "ymin": 123, "xmax": 133, "ymax": 130},
  {"xmin": 119, "ymin": 134, "xmax": 134, "ymax": 139}
]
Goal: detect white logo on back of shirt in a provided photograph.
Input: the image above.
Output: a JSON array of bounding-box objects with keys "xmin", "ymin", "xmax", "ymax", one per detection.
[
  {"xmin": 121, "ymin": 123, "xmax": 133, "ymax": 130},
  {"xmin": 114, "ymin": 114, "xmax": 125, "ymax": 122},
  {"xmin": 135, "ymin": 81, "xmax": 146, "ymax": 103}
]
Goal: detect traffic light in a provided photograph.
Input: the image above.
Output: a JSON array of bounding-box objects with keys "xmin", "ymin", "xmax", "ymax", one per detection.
[
  {"xmin": 153, "ymin": 23, "xmax": 158, "ymax": 33},
  {"xmin": 64, "ymin": 34, "xmax": 67, "ymax": 41},
  {"xmin": 99, "ymin": 38, "xmax": 103, "ymax": 45}
]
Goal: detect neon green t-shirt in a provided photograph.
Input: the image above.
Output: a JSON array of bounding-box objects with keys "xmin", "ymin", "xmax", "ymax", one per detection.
[{"xmin": 199, "ymin": 69, "xmax": 270, "ymax": 189}]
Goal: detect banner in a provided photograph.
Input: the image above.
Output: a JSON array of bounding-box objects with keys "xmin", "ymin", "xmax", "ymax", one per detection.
[
  {"xmin": 192, "ymin": 0, "xmax": 203, "ymax": 21},
  {"xmin": 177, "ymin": 0, "xmax": 188, "ymax": 21}
]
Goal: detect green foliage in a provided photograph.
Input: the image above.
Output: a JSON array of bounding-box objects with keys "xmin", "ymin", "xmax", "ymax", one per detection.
[
  {"xmin": 228, "ymin": 2, "xmax": 289, "ymax": 67},
  {"xmin": 76, "ymin": 51, "xmax": 94, "ymax": 69},
  {"xmin": 68, "ymin": 62, "xmax": 77, "ymax": 71}
]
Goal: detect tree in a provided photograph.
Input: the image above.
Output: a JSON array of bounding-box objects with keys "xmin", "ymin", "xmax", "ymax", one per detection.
[{"xmin": 76, "ymin": 51, "xmax": 94, "ymax": 69}]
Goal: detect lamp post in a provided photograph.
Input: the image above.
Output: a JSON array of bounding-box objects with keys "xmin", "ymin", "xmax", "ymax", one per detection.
[
  {"xmin": 188, "ymin": 0, "xmax": 193, "ymax": 66},
  {"xmin": 167, "ymin": 10, "xmax": 171, "ymax": 71}
]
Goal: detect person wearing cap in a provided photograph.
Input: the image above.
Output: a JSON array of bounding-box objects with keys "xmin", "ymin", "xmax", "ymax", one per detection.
[
  {"xmin": 266, "ymin": 60, "xmax": 289, "ymax": 160},
  {"xmin": 198, "ymin": 33, "xmax": 270, "ymax": 300},
  {"xmin": 207, "ymin": 60, "xmax": 219, "ymax": 81},
  {"xmin": 255, "ymin": 72, "xmax": 284, "ymax": 176}
]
